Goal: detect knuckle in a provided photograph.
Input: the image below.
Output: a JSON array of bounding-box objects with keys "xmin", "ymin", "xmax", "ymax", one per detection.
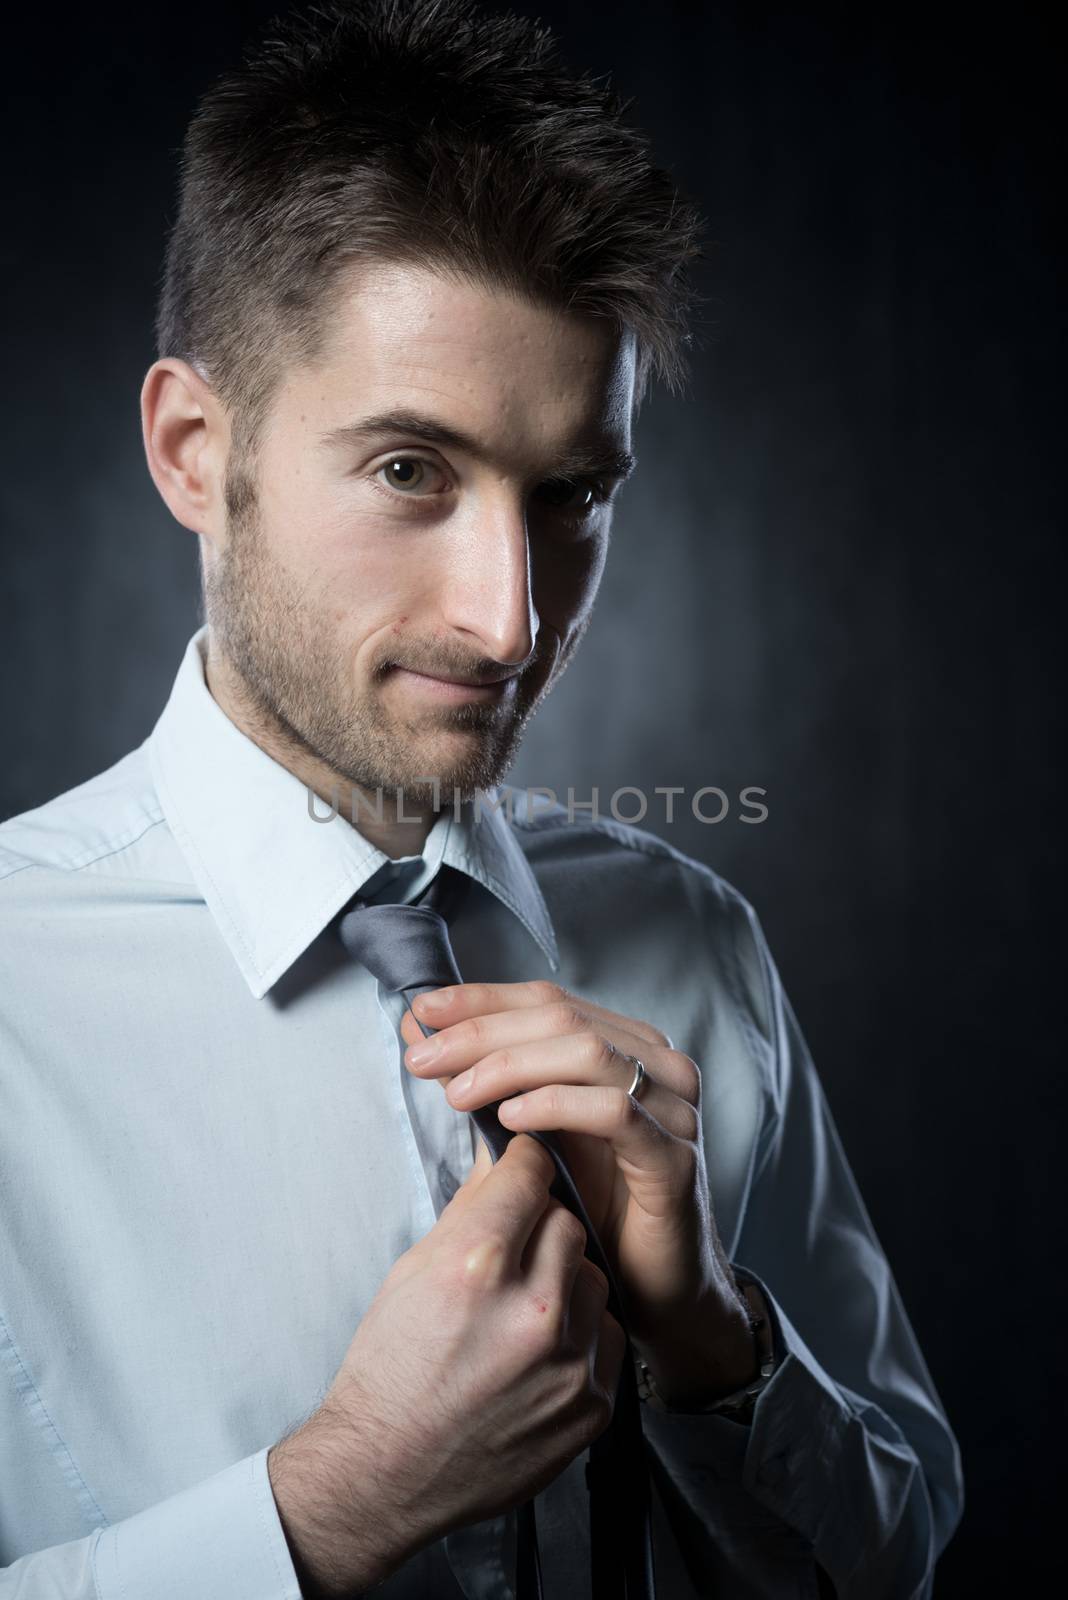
[
  {"xmin": 556, "ymin": 1208, "xmax": 588, "ymax": 1255},
  {"xmin": 566, "ymin": 1356, "xmax": 599, "ymax": 1411},
  {"xmin": 489, "ymin": 1045, "xmax": 514, "ymax": 1077},
  {"xmin": 667, "ymin": 1135, "xmax": 699, "ymax": 1188},
  {"xmin": 670, "ymin": 1051, "xmax": 702, "ymax": 1103},
  {"xmin": 531, "ymin": 979, "xmax": 566, "ymax": 1007},
  {"xmin": 577, "ymin": 1258, "xmax": 609, "ymax": 1298},
  {"xmin": 551, "ymin": 1000, "xmax": 587, "ymax": 1034},
  {"xmin": 524, "ymin": 1135, "xmax": 559, "ymax": 1185},
  {"xmin": 676, "ymin": 1102, "xmax": 701, "ymax": 1143},
  {"xmin": 464, "ymin": 1012, "xmax": 490, "ymax": 1046},
  {"xmin": 536, "ymin": 1084, "xmax": 562, "ymax": 1119},
  {"xmin": 583, "ymin": 1032, "xmax": 615, "ymax": 1069},
  {"xmin": 515, "ymin": 1167, "xmax": 551, "ymax": 1210},
  {"xmin": 445, "ymin": 1232, "xmax": 508, "ymax": 1295},
  {"xmin": 614, "ymin": 1086, "xmax": 642, "ymax": 1124}
]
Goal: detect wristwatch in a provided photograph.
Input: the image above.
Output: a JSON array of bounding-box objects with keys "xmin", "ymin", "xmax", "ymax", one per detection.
[{"xmin": 634, "ymin": 1279, "xmax": 776, "ymax": 1422}]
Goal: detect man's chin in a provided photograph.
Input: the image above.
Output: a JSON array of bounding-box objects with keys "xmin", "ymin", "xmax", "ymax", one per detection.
[
  {"xmin": 399, "ymin": 754, "xmax": 510, "ymax": 803},
  {"xmin": 347, "ymin": 743, "xmax": 515, "ymax": 809},
  {"xmin": 337, "ymin": 774, "xmax": 498, "ymax": 817},
  {"xmin": 388, "ymin": 719, "xmax": 522, "ymax": 790}
]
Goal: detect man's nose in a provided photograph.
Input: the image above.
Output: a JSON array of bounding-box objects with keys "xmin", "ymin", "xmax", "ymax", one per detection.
[{"xmin": 440, "ymin": 503, "xmax": 539, "ymax": 668}]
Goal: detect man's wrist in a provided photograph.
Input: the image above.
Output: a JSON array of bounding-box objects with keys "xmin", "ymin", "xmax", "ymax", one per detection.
[
  {"xmin": 268, "ymin": 1411, "xmax": 412, "ymax": 1597},
  {"xmin": 635, "ymin": 1281, "xmax": 775, "ymax": 1415}
]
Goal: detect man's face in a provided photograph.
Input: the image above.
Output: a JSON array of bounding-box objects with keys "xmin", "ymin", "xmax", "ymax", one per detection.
[{"xmin": 203, "ymin": 259, "xmax": 636, "ymax": 808}]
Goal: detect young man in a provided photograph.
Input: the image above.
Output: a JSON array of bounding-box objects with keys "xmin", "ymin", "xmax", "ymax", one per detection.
[{"xmin": 0, "ymin": 2, "xmax": 962, "ymax": 1596}]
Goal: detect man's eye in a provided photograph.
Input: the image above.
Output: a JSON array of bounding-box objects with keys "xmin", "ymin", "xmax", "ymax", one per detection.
[
  {"xmin": 536, "ymin": 478, "xmax": 607, "ymax": 515},
  {"xmin": 374, "ymin": 456, "xmax": 448, "ymax": 495}
]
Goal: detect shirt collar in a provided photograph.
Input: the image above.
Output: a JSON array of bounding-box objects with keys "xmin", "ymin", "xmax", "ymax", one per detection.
[{"xmin": 146, "ymin": 627, "xmax": 559, "ymax": 998}]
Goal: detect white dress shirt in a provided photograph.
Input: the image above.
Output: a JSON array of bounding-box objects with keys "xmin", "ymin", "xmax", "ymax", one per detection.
[{"xmin": 0, "ymin": 627, "xmax": 963, "ymax": 1597}]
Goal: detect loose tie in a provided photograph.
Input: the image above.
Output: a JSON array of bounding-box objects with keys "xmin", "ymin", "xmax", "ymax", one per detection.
[{"xmin": 338, "ymin": 866, "xmax": 656, "ymax": 1600}]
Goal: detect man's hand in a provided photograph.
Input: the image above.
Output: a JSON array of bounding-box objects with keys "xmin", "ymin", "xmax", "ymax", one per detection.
[
  {"xmin": 268, "ymin": 1134, "xmax": 626, "ymax": 1597},
  {"xmin": 402, "ymin": 979, "xmax": 757, "ymax": 1406}
]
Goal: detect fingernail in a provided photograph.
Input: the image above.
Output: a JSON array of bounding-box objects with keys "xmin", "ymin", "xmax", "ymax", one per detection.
[
  {"xmin": 416, "ymin": 989, "xmax": 452, "ymax": 1012},
  {"xmin": 407, "ymin": 1039, "xmax": 440, "ymax": 1068}
]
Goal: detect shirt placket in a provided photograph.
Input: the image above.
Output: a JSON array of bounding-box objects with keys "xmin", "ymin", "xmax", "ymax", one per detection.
[{"xmin": 370, "ymin": 983, "xmax": 512, "ymax": 1597}]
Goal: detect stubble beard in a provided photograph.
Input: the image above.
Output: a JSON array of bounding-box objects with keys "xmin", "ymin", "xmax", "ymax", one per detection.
[{"xmin": 202, "ymin": 454, "xmax": 567, "ymax": 811}]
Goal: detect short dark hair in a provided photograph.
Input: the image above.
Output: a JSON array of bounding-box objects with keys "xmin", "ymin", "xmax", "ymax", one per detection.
[{"xmin": 156, "ymin": 0, "xmax": 706, "ymax": 450}]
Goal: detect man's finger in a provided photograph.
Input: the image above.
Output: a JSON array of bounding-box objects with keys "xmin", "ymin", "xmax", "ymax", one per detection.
[
  {"xmin": 461, "ymin": 1132, "xmax": 494, "ymax": 1188},
  {"xmin": 454, "ymin": 1134, "xmax": 558, "ymax": 1274}
]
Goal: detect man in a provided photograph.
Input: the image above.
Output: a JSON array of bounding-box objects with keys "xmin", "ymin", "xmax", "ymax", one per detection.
[{"xmin": 0, "ymin": 1, "xmax": 962, "ymax": 1595}]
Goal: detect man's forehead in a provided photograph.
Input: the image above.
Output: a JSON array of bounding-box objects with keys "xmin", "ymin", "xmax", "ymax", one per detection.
[
  {"xmin": 329, "ymin": 257, "xmax": 622, "ymax": 354},
  {"xmin": 302, "ymin": 258, "xmax": 636, "ymax": 458}
]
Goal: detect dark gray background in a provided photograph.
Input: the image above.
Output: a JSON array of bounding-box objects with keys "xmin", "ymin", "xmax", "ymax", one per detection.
[{"xmin": 2, "ymin": 1, "xmax": 1062, "ymax": 1589}]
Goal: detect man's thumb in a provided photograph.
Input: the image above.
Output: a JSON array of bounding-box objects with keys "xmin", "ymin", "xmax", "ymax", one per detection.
[{"xmin": 461, "ymin": 1132, "xmax": 495, "ymax": 1189}]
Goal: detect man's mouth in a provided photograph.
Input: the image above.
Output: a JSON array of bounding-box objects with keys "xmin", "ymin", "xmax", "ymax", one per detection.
[{"xmin": 387, "ymin": 665, "xmax": 518, "ymax": 702}]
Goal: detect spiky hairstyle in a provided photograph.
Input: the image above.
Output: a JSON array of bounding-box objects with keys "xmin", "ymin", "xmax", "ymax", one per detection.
[{"xmin": 156, "ymin": 0, "xmax": 706, "ymax": 448}]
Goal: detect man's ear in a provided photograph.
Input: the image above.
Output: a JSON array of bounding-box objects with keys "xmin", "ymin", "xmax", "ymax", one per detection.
[{"xmin": 141, "ymin": 358, "xmax": 229, "ymax": 543}]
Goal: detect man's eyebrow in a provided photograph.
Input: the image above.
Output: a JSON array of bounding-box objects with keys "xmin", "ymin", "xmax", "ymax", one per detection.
[{"xmin": 318, "ymin": 408, "xmax": 637, "ymax": 482}]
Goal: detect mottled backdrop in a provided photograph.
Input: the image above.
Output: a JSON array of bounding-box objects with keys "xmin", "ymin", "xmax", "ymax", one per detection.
[{"xmin": 2, "ymin": 1, "xmax": 1062, "ymax": 1589}]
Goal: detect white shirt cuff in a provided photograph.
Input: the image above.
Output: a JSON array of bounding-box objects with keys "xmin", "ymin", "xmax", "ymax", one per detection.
[{"xmin": 92, "ymin": 1446, "xmax": 301, "ymax": 1600}]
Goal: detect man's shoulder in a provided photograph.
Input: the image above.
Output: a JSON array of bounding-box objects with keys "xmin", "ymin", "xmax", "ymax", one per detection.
[
  {"xmin": 497, "ymin": 784, "xmax": 777, "ymax": 1047},
  {"xmin": 498, "ymin": 783, "xmax": 758, "ymax": 927},
  {"xmin": 0, "ymin": 743, "xmax": 166, "ymax": 891}
]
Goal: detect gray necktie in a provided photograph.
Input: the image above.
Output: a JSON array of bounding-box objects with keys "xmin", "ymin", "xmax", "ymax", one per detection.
[{"xmin": 338, "ymin": 866, "xmax": 656, "ymax": 1600}]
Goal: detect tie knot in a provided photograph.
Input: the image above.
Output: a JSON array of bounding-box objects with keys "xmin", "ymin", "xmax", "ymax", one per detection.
[{"xmin": 337, "ymin": 899, "xmax": 463, "ymax": 994}]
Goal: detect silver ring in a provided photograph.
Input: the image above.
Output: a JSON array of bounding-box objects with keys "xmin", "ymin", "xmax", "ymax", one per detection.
[{"xmin": 625, "ymin": 1056, "xmax": 647, "ymax": 1099}]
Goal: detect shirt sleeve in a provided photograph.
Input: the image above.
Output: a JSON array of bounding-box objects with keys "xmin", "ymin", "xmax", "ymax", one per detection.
[
  {"xmin": 0, "ymin": 1447, "xmax": 302, "ymax": 1600},
  {"xmin": 638, "ymin": 899, "xmax": 965, "ymax": 1599}
]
